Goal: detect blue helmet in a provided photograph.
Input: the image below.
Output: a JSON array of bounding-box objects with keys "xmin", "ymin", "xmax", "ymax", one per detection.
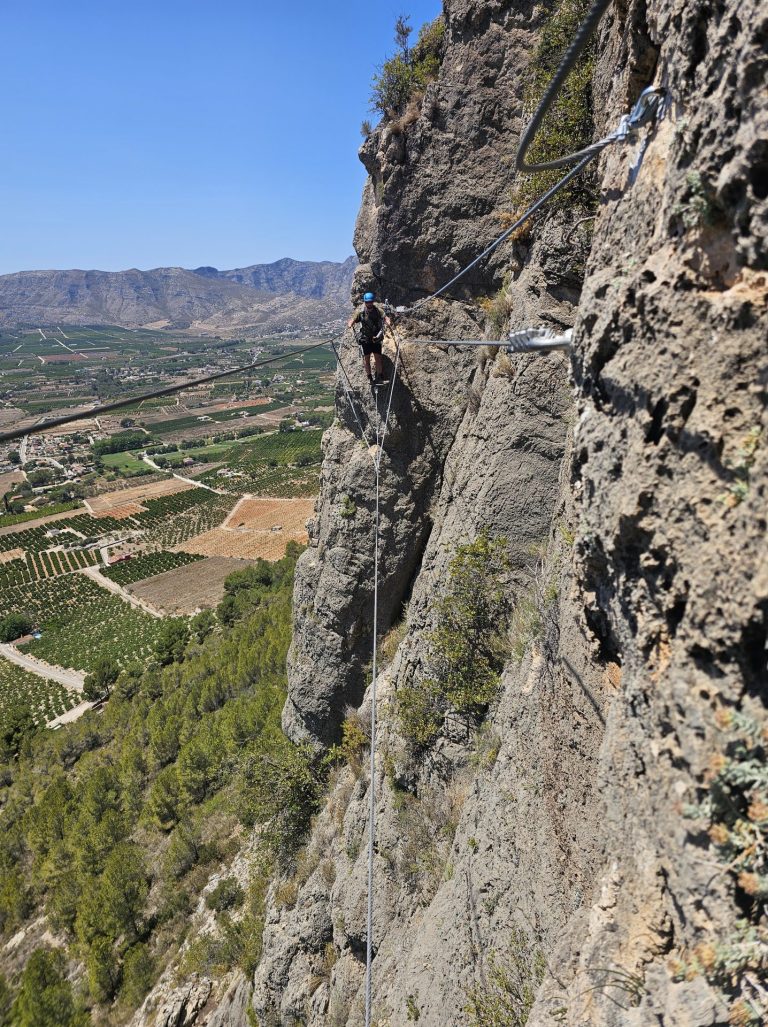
[{"xmin": 363, "ymin": 291, "xmax": 375, "ymax": 302}]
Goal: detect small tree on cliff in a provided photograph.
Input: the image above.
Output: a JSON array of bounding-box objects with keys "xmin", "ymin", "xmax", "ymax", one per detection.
[{"xmin": 370, "ymin": 14, "xmax": 444, "ymax": 116}]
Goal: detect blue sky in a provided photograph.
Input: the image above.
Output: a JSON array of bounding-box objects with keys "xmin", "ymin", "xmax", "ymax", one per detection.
[{"xmin": 0, "ymin": 0, "xmax": 441, "ymax": 274}]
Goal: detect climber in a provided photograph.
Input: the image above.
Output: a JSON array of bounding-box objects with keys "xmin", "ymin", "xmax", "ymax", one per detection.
[{"xmin": 348, "ymin": 292, "xmax": 392, "ymax": 388}]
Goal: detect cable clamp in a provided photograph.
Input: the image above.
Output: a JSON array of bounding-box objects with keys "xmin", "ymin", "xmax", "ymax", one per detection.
[{"xmin": 506, "ymin": 327, "xmax": 573, "ymax": 353}]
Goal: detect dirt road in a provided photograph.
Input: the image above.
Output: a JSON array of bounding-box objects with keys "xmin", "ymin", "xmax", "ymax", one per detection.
[
  {"xmin": 0, "ymin": 644, "xmax": 85, "ymax": 689},
  {"xmin": 141, "ymin": 453, "xmax": 225, "ymax": 494},
  {"xmin": 79, "ymin": 566, "xmax": 164, "ymax": 618},
  {"xmin": 47, "ymin": 700, "xmax": 98, "ymax": 729}
]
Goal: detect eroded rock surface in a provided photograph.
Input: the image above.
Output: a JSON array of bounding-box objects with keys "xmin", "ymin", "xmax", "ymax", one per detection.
[{"xmin": 258, "ymin": 0, "xmax": 767, "ymax": 1025}]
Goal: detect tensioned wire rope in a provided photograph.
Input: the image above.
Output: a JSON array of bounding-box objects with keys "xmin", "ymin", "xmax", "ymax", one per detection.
[
  {"xmin": 360, "ymin": 322, "xmax": 402, "ymax": 1026},
  {"xmin": 330, "ymin": 333, "xmax": 376, "ymax": 447}
]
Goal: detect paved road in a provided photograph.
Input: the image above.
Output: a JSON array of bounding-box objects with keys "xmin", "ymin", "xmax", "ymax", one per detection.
[
  {"xmin": 79, "ymin": 566, "xmax": 164, "ymax": 618},
  {"xmin": 0, "ymin": 644, "xmax": 85, "ymax": 689}
]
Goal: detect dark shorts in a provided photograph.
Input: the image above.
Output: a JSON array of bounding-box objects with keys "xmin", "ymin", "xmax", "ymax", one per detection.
[{"xmin": 360, "ymin": 338, "xmax": 382, "ymax": 355}]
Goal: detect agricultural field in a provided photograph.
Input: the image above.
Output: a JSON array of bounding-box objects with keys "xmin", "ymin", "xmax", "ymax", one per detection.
[
  {"xmin": 0, "ymin": 330, "xmax": 335, "ymax": 734},
  {"xmin": 0, "ymin": 469, "xmax": 24, "ymax": 496},
  {"xmin": 1, "ymin": 331, "xmax": 334, "ymax": 418},
  {"xmin": 176, "ymin": 497, "xmax": 313, "ymax": 561},
  {"xmin": 146, "ymin": 399, "xmax": 288, "ymax": 436},
  {"xmin": 127, "ymin": 555, "xmax": 255, "ymax": 614},
  {"xmin": 0, "ymin": 522, "xmax": 96, "ymax": 556},
  {"xmin": 0, "ymin": 489, "xmax": 232, "ymax": 574},
  {"xmin": 0, "ymin": 501, "xmax": 81, "ymax": 529},
  {"xmin": 0, "ymin": 655, "xmax": 76, "ymax": 731},
  {"xmin": 99, "ymin": 450, "xmax": 152, "ymax": 476},
  {"xmin": 103, "ymin": 549, "xmax": 203, "ymax": 586},
  {"xmin": 0, "ymin": 547, "xmax": 100, "ymax": 588},
  {"xmin": 198, "ymin": 428, "xmax": 323, "ymax": 497},
  {"xmin": 152, "ymin": 441, "xmax": 238, "ymax": 467},
  {"xmin": 3, "ymin": 573, "xmax": 165, "ymax": 672},
  {"xmin": 86, "ymin": 477, "xmax": 193, "ymax": 514},
  {"xmin": 211, "ymin": 463, "xmax": 319, "ymax": 498},
  {"xmin": 138, "ymin": 491, "xmax": 235, "ymax": 548}
]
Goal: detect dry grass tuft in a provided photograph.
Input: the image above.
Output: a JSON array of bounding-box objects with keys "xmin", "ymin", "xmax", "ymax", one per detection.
[
  {"xmin": 388, "ymin": 97, "xmax": 423, "ymax": 135},
  {"xmin": 492, "ymin": 352, "xmax": 517, "ymax": 379}
]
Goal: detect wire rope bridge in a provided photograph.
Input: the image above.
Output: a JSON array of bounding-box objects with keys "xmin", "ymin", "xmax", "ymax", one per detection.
[{"xmin": 0, "ymin": 1, "xmax": 667, "ymax": 1021}]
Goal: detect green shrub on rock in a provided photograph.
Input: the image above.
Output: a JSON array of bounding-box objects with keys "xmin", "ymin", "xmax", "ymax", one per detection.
[
  {"xmin": 206, "ymin": 876, "xmax": 245, "ymax": 912},
  {"xmin": 370, "ymin": 15, "xmax": 445, "ymax": 117},
  {"xmin": 397, "ymin": 531, "xmax": 512, "ymax": 749},
  {"xmin": 464, "ymin": 930, "xmax": 546, "ymax": 1027}
]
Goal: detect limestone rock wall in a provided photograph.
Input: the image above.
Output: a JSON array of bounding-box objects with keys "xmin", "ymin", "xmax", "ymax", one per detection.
[{"xmin": 255, "ymin": 0, "xmax": 767, "ymax": 1024}]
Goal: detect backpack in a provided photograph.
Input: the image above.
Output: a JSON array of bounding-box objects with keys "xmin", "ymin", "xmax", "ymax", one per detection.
[{"xmin": 359, "ymin": 305, "xmax": 383, "ymax": 339}]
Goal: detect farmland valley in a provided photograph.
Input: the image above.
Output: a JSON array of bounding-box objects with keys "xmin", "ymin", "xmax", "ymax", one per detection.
[{"xmin": 0, "ymin": 323, "xmax": 335, "ymax": 735}]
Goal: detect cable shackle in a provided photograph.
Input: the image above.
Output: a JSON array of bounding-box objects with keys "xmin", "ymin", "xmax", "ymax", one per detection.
[
  {"xmin": 614, "ymin": 86, "xmax": 667, "ymax": 143},
  {"xmin": 507, "ymin": 327, "xmax": 573, "ymax": 353}
]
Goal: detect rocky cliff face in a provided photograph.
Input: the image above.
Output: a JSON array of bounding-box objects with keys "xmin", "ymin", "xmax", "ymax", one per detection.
[
  {"xmin": 156, "ymin": 0, "xmax": 764, "ymax": 1024},
  {"xmin": 0, "ymin": 257, "xmax": 356, "ymax": 335}
]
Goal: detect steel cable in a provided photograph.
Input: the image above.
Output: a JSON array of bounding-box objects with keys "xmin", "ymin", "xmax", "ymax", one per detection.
[
  {"xmin": 516, "ymin": 0, "xmax": 612, "ymax": 171},
  {"xmin": 331, "ymin": 335, "xmax": 375, "ymax": 447},
  {"xmin": 364, "ymin": 327, "xmax": 402, "ymax": 1027}
]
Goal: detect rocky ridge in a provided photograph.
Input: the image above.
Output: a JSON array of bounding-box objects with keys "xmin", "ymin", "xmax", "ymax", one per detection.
[{"xmin": 0, "ymin": 256, "xmax": 357, "ymax": 336}]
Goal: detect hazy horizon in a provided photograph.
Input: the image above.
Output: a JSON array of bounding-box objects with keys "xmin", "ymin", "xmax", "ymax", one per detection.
[
  {"xmin": 0, "ymin": 255, "xmax": 357, "ymax": 278},
  {"xmin": 1, "ymin": 0, "xmax": 440, "ymax": 276}
]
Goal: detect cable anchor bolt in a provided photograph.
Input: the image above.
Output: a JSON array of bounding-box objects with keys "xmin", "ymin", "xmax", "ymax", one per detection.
[{"xmin": 617, "ymin": 86, "xmax": 667, "ymax": 142}]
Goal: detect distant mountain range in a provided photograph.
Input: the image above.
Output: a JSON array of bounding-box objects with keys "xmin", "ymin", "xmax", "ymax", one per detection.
[{"xmin": 0, "ymin": 256, "xmax": 357, "ymax": 336}]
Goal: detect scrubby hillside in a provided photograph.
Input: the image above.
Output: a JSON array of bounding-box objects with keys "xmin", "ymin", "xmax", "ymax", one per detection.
[{"xmin": 0, "ymin": 551, "xmax": 318, "ymax": 1025}]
